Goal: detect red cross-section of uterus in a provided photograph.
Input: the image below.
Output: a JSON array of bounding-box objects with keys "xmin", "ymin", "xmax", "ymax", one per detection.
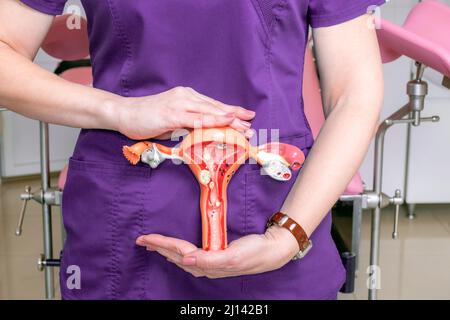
[{"xmin": 123, "ymin": 128, "xmax": 305, "ymax": 251}]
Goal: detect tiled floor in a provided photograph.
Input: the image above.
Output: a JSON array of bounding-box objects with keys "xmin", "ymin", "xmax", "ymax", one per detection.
[
  {"xmin": 0, "ymin": 176, "xmax": 449, "ymax": 300},
  {"xmin": 338, "ymin": 204, "xmax": 450, "ymax": 300}
]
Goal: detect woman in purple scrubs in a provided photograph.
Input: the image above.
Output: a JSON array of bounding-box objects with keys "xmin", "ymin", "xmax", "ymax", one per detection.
[{"xmin": 0, "ymin": 0, "xmax": 385, "ymax": 299}]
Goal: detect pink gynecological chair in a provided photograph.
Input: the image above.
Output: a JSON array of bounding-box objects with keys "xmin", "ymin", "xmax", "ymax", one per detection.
[
  {"xmin": 305, "ymin": 0, "xmax": 450, "ymax": 300},
  {"xmin": 365, "ymin": 0, "xmax": 450, "ymax": 300}
]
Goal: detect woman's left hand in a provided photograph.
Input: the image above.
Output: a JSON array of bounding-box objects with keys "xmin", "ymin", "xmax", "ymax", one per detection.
[{"xmin": 136, "ymin": 226, "xmax": 299, "ymax": 279}]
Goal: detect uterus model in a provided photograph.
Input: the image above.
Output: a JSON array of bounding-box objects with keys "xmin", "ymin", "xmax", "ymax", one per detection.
[{"xmin": 123, "ymin": 128, "xmax": 305, "ymax": 251}]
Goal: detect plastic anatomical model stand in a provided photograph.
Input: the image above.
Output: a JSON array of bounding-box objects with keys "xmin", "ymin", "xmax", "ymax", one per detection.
[{"xmin": 123, "ymin": 128, "xmax": 305, "ymax": 251}]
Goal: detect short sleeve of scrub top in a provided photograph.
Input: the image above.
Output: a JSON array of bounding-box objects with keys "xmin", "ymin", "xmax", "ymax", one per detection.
[
  {"xmin": 21, "ymin": 0, "xmax": 387, "ymax": 24},
  {"xmin": 20, "ymin": 0, "xmax": 67, "ymax": 15},
  {"xmin": 308, "ymin": 0, "xmax": 386, "ymax": 27}
]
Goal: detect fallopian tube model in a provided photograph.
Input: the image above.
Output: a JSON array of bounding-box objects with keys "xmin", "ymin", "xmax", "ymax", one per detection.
[{"xmin": 123, "ymin": 128, "xmax": 305, "ymax": 251}]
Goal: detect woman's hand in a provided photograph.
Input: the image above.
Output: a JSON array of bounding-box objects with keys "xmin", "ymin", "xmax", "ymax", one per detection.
[
  {"xmin": 116, "ymin": 86, "xmax": 256, "ymax": 140},
  {"xmin": 136, "ymin": 226, "xmax": 299, "ymax": 279}
]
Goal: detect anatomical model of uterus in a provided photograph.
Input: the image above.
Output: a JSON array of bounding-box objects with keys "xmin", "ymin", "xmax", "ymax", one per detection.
[{"xmin": 123, "ymin": 128, "xmax": 305, "ymax": 251}]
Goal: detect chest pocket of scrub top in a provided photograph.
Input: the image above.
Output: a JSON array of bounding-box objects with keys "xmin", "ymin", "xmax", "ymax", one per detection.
[{"xmin": 60, "ymin": 158, "xmax": 152, "ymax": 299}]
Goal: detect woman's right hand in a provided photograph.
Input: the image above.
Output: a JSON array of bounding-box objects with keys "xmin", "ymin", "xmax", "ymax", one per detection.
[{"xmin": 116, "ymin": 86, "xmax": 256, "ymax": 140}]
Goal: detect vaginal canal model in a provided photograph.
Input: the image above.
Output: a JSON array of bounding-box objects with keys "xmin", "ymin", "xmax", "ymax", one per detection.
[{"xmin": 123, "ymin": 128, "xmax": 305, "ymax": 251}]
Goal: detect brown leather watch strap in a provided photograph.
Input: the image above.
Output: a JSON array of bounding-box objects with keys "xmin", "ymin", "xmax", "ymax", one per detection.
[{"xmin": 268, "ymin": 212, "xmax": 311, "ymax": 252}]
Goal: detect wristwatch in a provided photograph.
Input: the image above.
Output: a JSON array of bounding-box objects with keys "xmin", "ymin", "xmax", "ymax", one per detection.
[{"xmin": 267, "ymin": 212, "xmax": 313, "ymax": 260}]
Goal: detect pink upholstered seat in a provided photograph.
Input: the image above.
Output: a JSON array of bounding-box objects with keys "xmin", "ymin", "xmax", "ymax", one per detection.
[
  {"xmin": 41, "ymin": 14, "xmax": 90, "ymax": 61},
  {"xmin": 377, "ymin": 0, "xmax": 450, "ymax": 77},
  {"xmin": 58, "ymin": 166, "xmax": 69, "ymax": 190},
  {"xmin": 302, "ymin": 43, "xmax": 364, "ymax": 195},
  {"xmin": 59, "ymin": 67, "xmax": 93, "ymax": 86}
]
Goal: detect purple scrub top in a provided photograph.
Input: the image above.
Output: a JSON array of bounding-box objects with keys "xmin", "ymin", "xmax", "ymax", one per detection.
[{"xmin": 22, "ymin": 0, "xmax": 385, "ymax": 300}]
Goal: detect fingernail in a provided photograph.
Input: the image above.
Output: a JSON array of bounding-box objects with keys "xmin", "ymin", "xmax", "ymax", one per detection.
[
  {"xmin": 240, "ymin": 121, "xmax": 251, "ymax": 128},
  {"xmin": 182, "ymin": 256, "xmax": 197, "ymax": 266},
  {"xmin": 245, "ymin": 110, "xmax": 256, "ymax": 117},
  {"xmin": 136, "ymin": 236, "xmax": 145, "ymax": 246}
]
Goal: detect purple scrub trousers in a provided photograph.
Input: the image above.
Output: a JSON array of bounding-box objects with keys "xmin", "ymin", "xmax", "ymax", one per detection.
[{"xmin": 22, "ymin": 0, "xmax": 385, "ymax": 300}]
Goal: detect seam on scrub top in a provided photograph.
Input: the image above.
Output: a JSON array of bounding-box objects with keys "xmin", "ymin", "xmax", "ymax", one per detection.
[
  {"xmin": 308, "ymin": 0, "xmax": 383, "ymax": 21},
  {"xmin": 106, "ymin": 0, "xmax": 133, "ymax": 97},
  {"xmin": 298, "ymin": 33, "xmax": 315, "ymax": 141},
  {"xmin": 242, "ymin": 171, "xmax": 250, "ymax": 294},
  {"xmin": 137, "ymin": 184, "xmax": 147, "ymax": 299},
  {"xmin": 108, "ymin": 175, "xmax": 121, "ymax": 299},
  {"xmin": 263, "ymin": 2, "xmax": 286, "ymax": 138},
  {"xmin": 68, "ymin": 158, "xmax": 152, "ymax": 178},
  {"xmin": 249, "ymin": 0, "xmax": 271, "ymax": 47},
  {"xmin": 308, "ymin": 0, "xmax": 386, "ymax": 27},
  {"xmin": 140, "ymin": 170, "xmax": 155, "ymax": 299},
  {"xmin": 270, "ymin": 0, "xmax": 288, "ymax": 36},
  {"xmin": 250, "ymin": 0, "xmax": 288, "ymax": 41}
]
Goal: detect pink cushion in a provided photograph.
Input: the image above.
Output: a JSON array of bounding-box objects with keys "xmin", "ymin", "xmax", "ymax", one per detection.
[
  {"xmin": 60, "ymin": 67, "xmax": 93, "ymax": 86},
  {"xmin": 58, "ymin": 165, "xmax": 69, "ymax": 190},
  {"xmin": 343, "ymin": 172, "xmax": 365, "ymax": 195},
  {"xmin": 377, "ymin": 0, "xmax": 450, "ymax": 77},
  {"xmin": 41, "ymin": 14, "xmax": 90, "ymax": 61}
]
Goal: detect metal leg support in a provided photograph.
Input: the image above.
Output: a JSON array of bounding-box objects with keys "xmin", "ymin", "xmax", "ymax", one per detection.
[
  {"xmin": 40, "ymin": 122, "xmax": 55, "ymax": 300},
  {"xmin": 15, "ymin": 121, "xmax": 63, "ymax": 299},
  {"xmin": 351, "ymin": 197, "xmax": 363, "ymax": 270},
  {"xmin": 407, "ymin": 203, "xmax": 417, "ymax": 220},
  {"xmin": 339, "ymin": 194, "xmax": 364, "ymax": 271},
  {"xmin": 367, "ymin": 64, "xmax": 440, "ymax": 300}
]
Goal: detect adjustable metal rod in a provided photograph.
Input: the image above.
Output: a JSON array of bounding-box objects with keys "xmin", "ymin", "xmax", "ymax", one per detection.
[
  {"xmin": 415, "ymin": 62, "xmax": 426, "ymax": 81},
  {"xmin": 38, "ymin": 254, "xmax": 61, "ymax": 271},
  {"xmin": 15, "ymin": 186, "xmax": 31, "ymax": 236},
  {"xmin": 40, "ymin": 122, "xmax": 55, "ymax": 300},
  {"xmin": 392, "ymin": 190, "xmax": 401, "ymax": 239},
  {"xmin": 369, "ymin": 103, "xmax": 411, "ymax": 301}
]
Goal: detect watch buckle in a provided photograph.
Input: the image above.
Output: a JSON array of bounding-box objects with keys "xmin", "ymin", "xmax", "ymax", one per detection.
[{"xmin": 292, "ymin": 240, "xmax": 313, "ymax": 260}]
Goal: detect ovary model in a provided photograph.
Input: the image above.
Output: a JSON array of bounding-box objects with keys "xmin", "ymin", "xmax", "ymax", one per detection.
[{"xmin": 123, "ymin": 128, "xmax": 305, "ymax": 251}]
